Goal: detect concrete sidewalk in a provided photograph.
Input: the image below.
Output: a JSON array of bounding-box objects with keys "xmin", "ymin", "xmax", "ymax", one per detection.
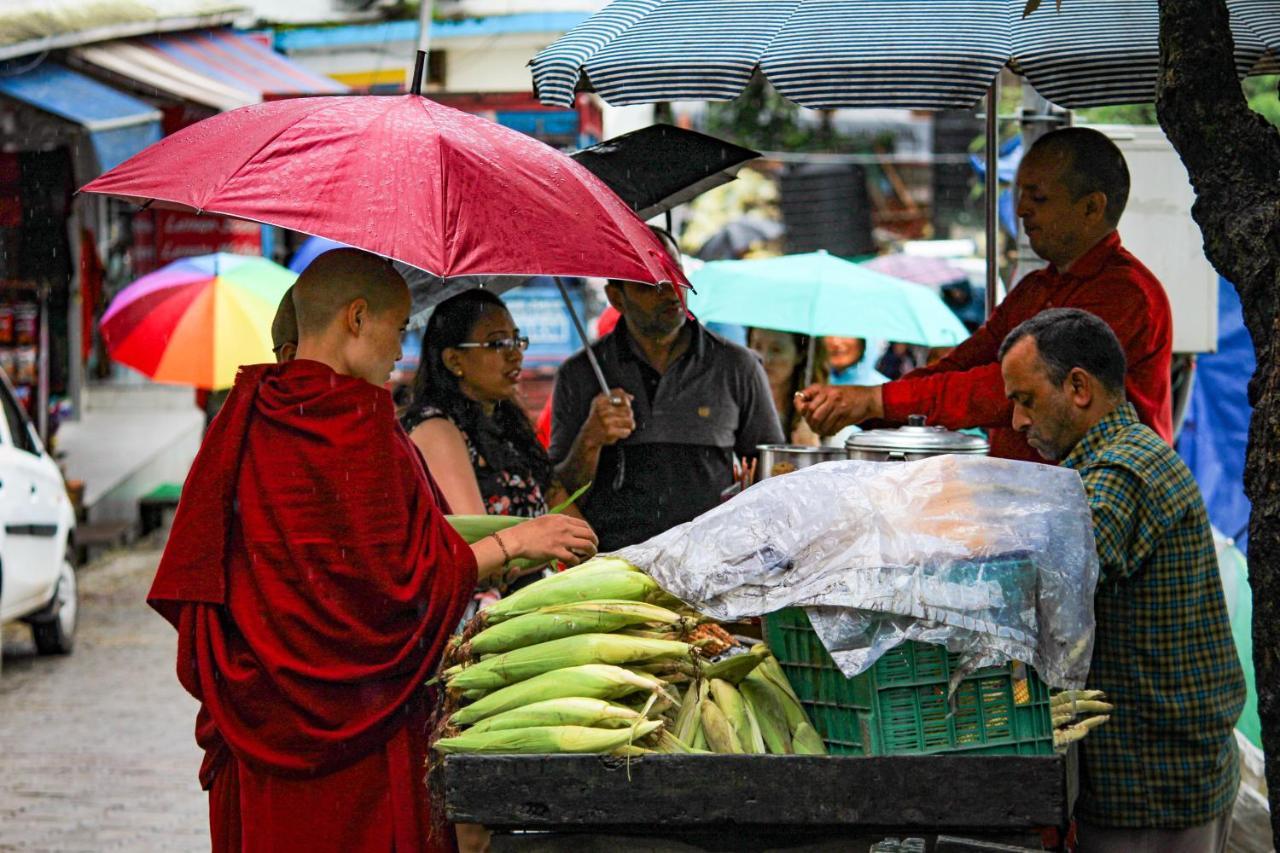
[{"xmin": 0, "ymin": 540, "xmax": 207, "ymax": 852}]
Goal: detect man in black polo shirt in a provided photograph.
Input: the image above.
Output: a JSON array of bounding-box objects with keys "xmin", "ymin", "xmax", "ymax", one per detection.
[{"xmin": 550, "ymin": 278, "xmax": 783, "ymax": 552}]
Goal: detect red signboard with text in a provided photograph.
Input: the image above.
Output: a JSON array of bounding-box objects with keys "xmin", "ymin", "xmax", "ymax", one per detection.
[{"xmin": 132, "ymin": 209, "xmax": 261, "ymax": 276}]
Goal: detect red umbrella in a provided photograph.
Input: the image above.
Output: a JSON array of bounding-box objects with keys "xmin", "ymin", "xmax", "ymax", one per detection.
[{"xmin": 80, "ymin": 95, "xmax": 685, "ymax": 288}]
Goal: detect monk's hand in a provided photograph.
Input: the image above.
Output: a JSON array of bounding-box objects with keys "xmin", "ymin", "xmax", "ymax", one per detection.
[
  {"xmin": 582, "ymin": 389, "xmax": 635, "ymax": 447},
  {"xmin": 508, "ymin": 514, "xmax": 599, "ymax": 567},
  {"xmin": 794, "ymin": 384, "xmax": 884, "ymax": 436}
]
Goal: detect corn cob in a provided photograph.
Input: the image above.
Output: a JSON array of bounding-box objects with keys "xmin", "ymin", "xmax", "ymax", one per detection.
[
  {"xmin": 740, "ymin": 678, "xmax": 793, "ymax": 754},
  {"xmin": 709, "ymin": 679, "xmax": 756, "ymax": 753},
  {"xmin": 740, "ymin": 690, "xmax": 768, "ymax": 753},
  {"xmin": 554, "ymin": 556, "xmax": 640, "ymax": 577},
  {"xmin": 466, "ymin": 698, "xmax": 644, "ymax": 734},
  {"xmin": 1050, "ymin": 689, "xmax": 1106, "ymax": 707},
  {"xmin": 481, "ymin": 570, "xmax": 660, "ymax": 625},
  {"xmin": 450, "ymin": 664, "xmax": 668, "ymax": 726},
  {"xmin": 791, "ymin": 721, "xmax": 827, "ymax": 755},
  {"xmin": 447, "ymin": 634, "xmax": 691, "ymax": 692},
  {"xmin": 655, "ymin": 730, "xmax": 701, "ymax": 754},
  {"xmin": 435, "ymin": 720, "xmax": 663, "ymax": 754},
  {"xmin": 1054, "ymin": 714, "xmax": 1110, "ymax": 748},
  {"xmin": 701, "ymin": 644, "xmax": 769, "ymax": 684},
  {"xmin": 1054, "ymin": 699, "xmax": 1114, "ymax": 716},
  {"xmin": 446, "ymin": 514, "xmax": 524, "ymax": 543},
  {"xmin": 690, "ymin": 718, "xmax": 707, "ymax": 751},
  {"xmin": 674, "ymin": 681, "xmax": 702, "ymax": 744},
  {"xmin": 467, "ymin": 600, "xmax": 683, "ymax": 656},
  {"xmin": 1052, "ymin": 699, "xmax": 1115, "ymax": 728},
  {"xmin": 700, "ymin": 696, "xmax": 742, "ymax": 754},
  {"xmin": 744, "ymin": 667, "xmax": 808, "ymax": 733}
]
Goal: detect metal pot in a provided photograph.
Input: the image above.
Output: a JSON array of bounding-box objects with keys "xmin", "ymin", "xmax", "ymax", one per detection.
[
  {"xmin": 845, "ymin": 414, "xmax": 989, "ymax": 462},
  {"xmin": 756, "ymin": 444, "xmax": 849, "ymax": 480}
]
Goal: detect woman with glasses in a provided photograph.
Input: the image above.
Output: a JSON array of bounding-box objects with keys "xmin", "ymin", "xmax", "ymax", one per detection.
[
  {"xmin": 402, "ymin": 289, "xmax": 558, "ymax": 527},
  {"xmin": 403, "ymin": 288, "xmax": 570, "ymax": 853}
]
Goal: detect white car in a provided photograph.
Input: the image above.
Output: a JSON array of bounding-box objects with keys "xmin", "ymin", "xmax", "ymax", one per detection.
[{"xmin": 0, "ymin": 372, "xmax": 77, "ymax": 661}]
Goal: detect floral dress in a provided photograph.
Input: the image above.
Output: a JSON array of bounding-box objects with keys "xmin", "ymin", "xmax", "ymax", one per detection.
[{"xmin": 406, "ymin": 405, "xmax": 548, "ymax": 518}]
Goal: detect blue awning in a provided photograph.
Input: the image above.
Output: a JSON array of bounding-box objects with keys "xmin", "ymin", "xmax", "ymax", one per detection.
[{"xmin": 0, "ymin": 62, "xmax": 161, "ymax": 172}]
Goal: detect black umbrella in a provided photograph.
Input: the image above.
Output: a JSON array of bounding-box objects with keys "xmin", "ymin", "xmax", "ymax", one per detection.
[
  {"xmin": 571, "ymin": 125, "xmax": 761, "ymax": 221},
  {"xmin": 695, "ymin": 215, "xmax": 786, "ymax": 261}
]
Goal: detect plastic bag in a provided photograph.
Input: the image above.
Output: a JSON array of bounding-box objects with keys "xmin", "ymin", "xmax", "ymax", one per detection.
[
  {"xmin": 618, "ymin": 455, "xmax": 1100, "ymax": 688},
  {"xmin": 1228, "ymin": 730, "xmax": 1273, "ymax": 853}
]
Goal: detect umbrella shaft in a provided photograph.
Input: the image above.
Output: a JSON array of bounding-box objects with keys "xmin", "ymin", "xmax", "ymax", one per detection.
[{"xmin": 554, "ymin": 277, "xmax": 612, "ymax": 399}]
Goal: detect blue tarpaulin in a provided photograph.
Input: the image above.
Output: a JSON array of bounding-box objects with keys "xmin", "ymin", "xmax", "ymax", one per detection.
[
  {"xmin": 0, "ymin": 62, "xmax": 161, "ymax": 174},
  {"xmin": 1177, "ymin": 277, "xmax": 1254, "ymax": 553}
]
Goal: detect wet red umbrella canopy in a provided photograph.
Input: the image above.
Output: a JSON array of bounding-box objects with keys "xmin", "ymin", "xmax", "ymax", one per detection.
[{"xmin": 80, "ymin": 94, "xmax": 686, "ymax": 289}]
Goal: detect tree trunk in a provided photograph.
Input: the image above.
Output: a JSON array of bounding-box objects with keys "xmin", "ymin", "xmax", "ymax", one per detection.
[{"xmin": 1157, "ymin": 0, "xmax": 1280, "ymax": 844}]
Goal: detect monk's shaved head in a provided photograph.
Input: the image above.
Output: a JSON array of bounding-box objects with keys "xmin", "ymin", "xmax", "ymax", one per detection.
[
  {"xmin": 294, "ymin": 248, "xmax": 408, "ymax": 339},
  {"xmin": 271, "ymin": 285, "xmax": 298, "ymax": 354}
]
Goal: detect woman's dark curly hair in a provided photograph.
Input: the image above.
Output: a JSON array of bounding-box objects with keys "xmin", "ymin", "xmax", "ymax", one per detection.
[{"xmin": 402, "ymin": 289, "xmax": 552, "ymax": 493}]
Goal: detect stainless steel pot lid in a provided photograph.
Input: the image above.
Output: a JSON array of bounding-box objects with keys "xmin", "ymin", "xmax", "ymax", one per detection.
[
  {"xmin": 844, "ymin": 414, "xmax": 989, "ymax": 454},
  {"xmin": 756, "ymin": 444, "xmax": 847, "ymax": 456}
]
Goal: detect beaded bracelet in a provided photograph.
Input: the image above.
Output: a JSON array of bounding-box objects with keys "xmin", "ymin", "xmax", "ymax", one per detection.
[{"xmin": 492, "ymin": 530, "xmax": 512, "ymax": 565}]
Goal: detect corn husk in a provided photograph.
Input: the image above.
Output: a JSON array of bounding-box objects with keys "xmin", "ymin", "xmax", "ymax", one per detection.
[
  {"xmin": 450, "ymin": 664, "xmax": 669, "ymax": 726},
  {"xmin": 702, "ymin": 644, "xmax": 769, "ymax": 684},
  {"xmin": 435, "ymin": 720, "xmax": 662, "ymax": 754},
  {"xmin": 709, "ymin": 679, "xmax": 756, "ymax": 753},
  {"xmin": 700, "ymin": 697, "xmax": 742, "ymax": 754},
  {"xmin": 740, "ymin": 678, "xmax": 793, "ymax": 754},
  {"xmin": 447, "ymin": 633, "xmax": 691, "ymax": 692},
  {"xmin": 791, "ymin": 721, "xmax": 827, "ymax": 755},
  {"xmin": 467, "ymin": 600, "xmax": 683, "ymax": 656},
  {"xmin": 480, "ymin": 569, "xmax": 660, "ymax": 625},
  {"xmin": 466, "ymin": 698, "xmax": 644, "ymax": 734}
]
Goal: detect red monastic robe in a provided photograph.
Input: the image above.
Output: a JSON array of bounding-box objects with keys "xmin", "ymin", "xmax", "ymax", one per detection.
[{"xmin": 149, "ymin": 360, "xmax": 477, "ymax": 852}]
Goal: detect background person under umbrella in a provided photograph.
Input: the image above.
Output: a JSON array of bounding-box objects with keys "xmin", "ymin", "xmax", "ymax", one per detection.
[{"xmin": 746, "ymin": 328, "xmax": 826, "ymax": 445}]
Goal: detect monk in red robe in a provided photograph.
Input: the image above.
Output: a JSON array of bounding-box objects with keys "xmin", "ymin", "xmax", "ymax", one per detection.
[{"xmin": 149, "ymin": 249, "xmax": 597, "ymax": 852}]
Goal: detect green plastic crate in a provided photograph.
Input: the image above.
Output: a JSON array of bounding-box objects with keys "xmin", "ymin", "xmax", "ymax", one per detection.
[{"xmin": 762, "ymin": 608, "xmax": 1054, "ymax": 756}]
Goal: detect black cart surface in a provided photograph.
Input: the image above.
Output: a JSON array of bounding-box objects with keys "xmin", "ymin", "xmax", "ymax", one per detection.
[{"xmin": 444, "ymin": 753, "xmax": 1076, "ymax": 852}]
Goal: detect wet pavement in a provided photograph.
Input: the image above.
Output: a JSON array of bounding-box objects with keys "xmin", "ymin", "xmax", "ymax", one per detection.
[{"xmin": 0, "ymin": 539, "xmax": 207, "ymax": 851}]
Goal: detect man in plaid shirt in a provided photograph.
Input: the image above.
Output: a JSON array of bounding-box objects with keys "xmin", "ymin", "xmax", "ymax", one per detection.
[{"xmin": 999, "ymin": 307, "xmax": 1245, "ymax": 853}]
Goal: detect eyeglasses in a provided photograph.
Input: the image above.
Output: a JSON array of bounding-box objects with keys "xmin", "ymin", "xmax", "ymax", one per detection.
[{"xmin": 455, "ymin": 336, "xmax": 530, "ymax": 352}]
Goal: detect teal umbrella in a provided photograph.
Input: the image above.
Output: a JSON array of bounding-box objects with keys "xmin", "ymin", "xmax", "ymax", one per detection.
[{"xmin": 685, "ymin": 251, "xmax": 969, "ymax": 347}]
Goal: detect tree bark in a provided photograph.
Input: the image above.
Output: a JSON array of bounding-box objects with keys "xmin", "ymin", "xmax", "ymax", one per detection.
[{"xmin": 1157, "ymin": 0, "xmax": 1280, "ymax": 844}]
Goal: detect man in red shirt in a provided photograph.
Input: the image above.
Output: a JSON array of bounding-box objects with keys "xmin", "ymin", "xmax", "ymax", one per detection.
[{"xmin": 797, "ymin": 127, "xmax": 1173, "ymax": 463}]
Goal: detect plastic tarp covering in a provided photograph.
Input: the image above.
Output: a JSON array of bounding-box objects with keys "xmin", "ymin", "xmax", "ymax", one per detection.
[
  {"xmin": 1217, "ymin": 532, "xmax": 1262, "ymax": 750},
  {"xmin": 0, "ymin": 62, "xmax": 161, "ymax": 173},
  {"xmin": 619, "ymin": 455, "xmax": 1099, "ymax": 689},
  {"xmin": 1178, "ymin": 277, "xmax": 1254, "ymax": 553}
]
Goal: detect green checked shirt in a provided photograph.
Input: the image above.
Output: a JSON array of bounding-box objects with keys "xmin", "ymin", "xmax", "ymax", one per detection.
[{"xmin": 1061, "ymin": 403, "xmax": 1245, "ymax": 828}]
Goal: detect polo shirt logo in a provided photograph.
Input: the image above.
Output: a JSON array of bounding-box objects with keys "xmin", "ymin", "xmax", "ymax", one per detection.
[{"xmin": 697, "ymin": 406, "xmax": 712, "ymax": 418}]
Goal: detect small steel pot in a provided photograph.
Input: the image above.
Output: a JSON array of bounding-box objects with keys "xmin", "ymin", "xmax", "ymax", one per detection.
[
  {"xmin": 845, "ymin": 414, "xmax": 989, "ymax": 462},
  {"xmin": 756, "ymin": 444, "xmax": 849, "ymax": 480}
]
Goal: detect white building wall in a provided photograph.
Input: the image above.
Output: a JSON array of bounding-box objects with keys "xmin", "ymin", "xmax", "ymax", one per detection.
[
  {"xmin": 436, "ymin": 0, "xmax": 605, "ymax": 16},
  {"xmin": 441, "ymin": 37, "xmax": 546, "ymax": 91}
]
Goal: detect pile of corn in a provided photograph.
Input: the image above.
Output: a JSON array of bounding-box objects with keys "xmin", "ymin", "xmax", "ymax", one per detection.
[
  {"xmin": 431, "ymin": 556, "xmax": 825, "ymax": 756},
  {"xmin": 1051, "ymin": 689, "xmax": 1112, "ymax": 750}
]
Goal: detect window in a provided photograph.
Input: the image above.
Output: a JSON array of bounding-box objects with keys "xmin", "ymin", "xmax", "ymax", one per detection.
[{"xmin": 0, "ymin": 380, "xmax": 37, "ymax": 455}]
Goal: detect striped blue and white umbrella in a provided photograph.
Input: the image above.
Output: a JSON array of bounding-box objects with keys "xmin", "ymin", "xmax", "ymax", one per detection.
[{"xmin": 532, "ymin": 0, "xmax": 1280, "ymax": 110}]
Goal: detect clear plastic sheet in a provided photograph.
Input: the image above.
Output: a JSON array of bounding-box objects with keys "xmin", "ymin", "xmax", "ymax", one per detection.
[{"xmin": 617, "ymin": 455, "xmax": 1100, "ymax": 689}]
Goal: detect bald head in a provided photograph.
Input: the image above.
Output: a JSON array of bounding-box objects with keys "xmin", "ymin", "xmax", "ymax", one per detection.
[
  {"xmin": 294, "ymin": 248, "xmax": 408, "ymax": 340},
  {"xmin": 271, "ymin": 285, "xmax": 298, "ymax": 362}
]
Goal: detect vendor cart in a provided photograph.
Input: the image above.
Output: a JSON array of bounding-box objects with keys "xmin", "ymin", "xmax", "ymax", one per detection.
[{"xmin": 444, "ymin": 750, "xmax": 1077, "ymax": 852}]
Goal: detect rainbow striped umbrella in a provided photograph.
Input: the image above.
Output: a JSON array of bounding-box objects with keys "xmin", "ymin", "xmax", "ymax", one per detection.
[{"xmin": 101, "ymin": 253, "xmax": 296, "ymax": 390}]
